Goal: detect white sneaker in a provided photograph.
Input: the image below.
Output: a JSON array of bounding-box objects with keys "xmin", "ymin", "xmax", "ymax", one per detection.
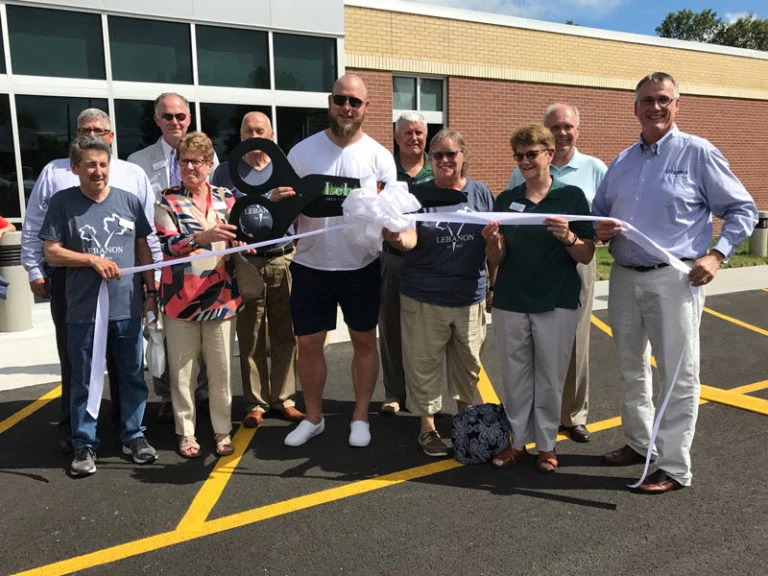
[
  {"xmin": 349, "ymin": 420, "xmax": 371, "ymax": 447},
  {"xmin": 284, "ymin": 418, "xmax": 325, "ymax": 447}
]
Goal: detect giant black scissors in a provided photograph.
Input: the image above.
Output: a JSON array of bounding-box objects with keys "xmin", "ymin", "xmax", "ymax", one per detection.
[{"xmin": 228, "ymin": 138, "xmax": 468, "ymax": 242}]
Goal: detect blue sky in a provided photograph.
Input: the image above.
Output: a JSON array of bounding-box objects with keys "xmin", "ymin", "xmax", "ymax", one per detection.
[{"xmin": 399, "ymin": 0, "xmax": 764, "ymax": 36}]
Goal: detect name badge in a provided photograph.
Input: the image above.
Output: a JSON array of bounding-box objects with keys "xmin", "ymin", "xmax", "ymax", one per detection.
[
  {"xmin": 152, "ymin": 160, "xmax": 167, "ymax": 171},
  {"xmin": 509, "ymin": 202, "xmax": 526, "ymax": 212},
  {"xmin": 118, "ymin": 218, "xmax": 135, "ymax": 230},
  {"xmin": 213, "ymin": 200, "xmax": 228, "ymax": 211}
]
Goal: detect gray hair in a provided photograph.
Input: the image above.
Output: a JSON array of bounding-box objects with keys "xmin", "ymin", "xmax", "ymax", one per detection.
[
  {"xmin": 154, "ymin": 92, "xmax": 190, "ymax": 115},
  {"xmin": 635, "ymin": 72, "xmax": 680, "ymax": 101},
  {"xmin": 542, "ymin": 103, "xmax": 580, "ymax": 126},
  {"xmin": 69, "ymin": 135, "xmax": 111, "ymax": 165},
  {"xmin": 77, "ymin": 108, "xmax": 111, "ymax": 131},
  {"xmin": 430, "ymin": 128, "xmax": 471, "ymax": 177},
  {"xmin": 395, "ymin": 111, "xmax": 427, "ymax": 133}
]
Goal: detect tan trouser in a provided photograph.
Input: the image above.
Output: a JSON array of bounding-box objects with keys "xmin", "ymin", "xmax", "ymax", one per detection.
[
  {"xmin": 401, "ymin": 294, "xmax": 485, "ymax": 416},
  {"xmin": 164, "ymin": 314, "xmax": 234, "ymax": 437},
  {"xmin": 235, "ymin": 253, "xmax": 297, "ymax": 413},
  {"xmin": 561, "ymin": 258, "xmax": 596, "ymax": 427}
]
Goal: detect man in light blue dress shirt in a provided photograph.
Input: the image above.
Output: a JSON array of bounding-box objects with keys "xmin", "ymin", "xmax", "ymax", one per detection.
[
  {"xmin": 21, "ymin": 108, "xmax": 160, "ymax": 452},
  {"xmin": 509, "ymin": 103, "xmax": 606, "ymax": 444},
  {"xmin": 593, "ymin": 72, "xmax": 758, "ymax": 494}
]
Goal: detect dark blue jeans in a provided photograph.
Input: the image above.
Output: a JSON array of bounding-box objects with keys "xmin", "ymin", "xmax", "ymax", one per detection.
[{"xmin": 67, "ymin": 318, "xmax": 148, "ymax": 449}]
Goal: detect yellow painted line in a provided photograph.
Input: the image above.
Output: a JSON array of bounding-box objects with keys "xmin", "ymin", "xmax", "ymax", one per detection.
[
  {"xmin": 0, "ymin": 385, "xmax": 61, "ymax": 435},
  {"xmin": 700, "ymin": 384, "xmax": 768, "ymax": 416},
  {"xmin": 477, "ymin": 365, "xmax": 500, "ymax": 404},
  {"xmin": 176, "ymin": 425, "xmax": 258, "ymax": 530},
  {"xmin": 703, "ymin": 307, "xmax": 768, "ymax": 337},
  {"xmin": 730, "ymin": 380, "xmax": 768, "ymax": 395},
  {"xmin": 590, "ymin": 315, "xmax": 613, "ymax": 337}
]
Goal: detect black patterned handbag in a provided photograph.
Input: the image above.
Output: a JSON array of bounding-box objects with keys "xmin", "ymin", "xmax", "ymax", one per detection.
[{"xmin": 451, "ymin": 403, "xmax": 511, "ymax": 465}]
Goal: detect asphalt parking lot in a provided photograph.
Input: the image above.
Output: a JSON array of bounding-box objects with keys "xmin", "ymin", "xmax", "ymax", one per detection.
[{"xmin": 1, "ymin": 288, "xmax": 767, "ymax": 576}]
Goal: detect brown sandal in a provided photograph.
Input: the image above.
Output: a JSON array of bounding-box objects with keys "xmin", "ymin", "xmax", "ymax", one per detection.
[
  {"xmin": 491, "ymin": 446, "xmax": 527, "ymax": 468},
  {"xmin": 215, "ymin": 433, "xmax": 234, "ymax": 457},
  {"xmin": 536, "ymin": 450, "xmax": 558, "ymax": 474},
  {"xmin": 178, "ymin": 435, "xmax": 200, "ymax": 458}
]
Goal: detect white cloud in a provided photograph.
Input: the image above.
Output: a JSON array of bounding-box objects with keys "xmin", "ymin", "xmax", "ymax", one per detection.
[{"xmin": 724, "ymin": 11, "xmax": 752, "ymax": 23}]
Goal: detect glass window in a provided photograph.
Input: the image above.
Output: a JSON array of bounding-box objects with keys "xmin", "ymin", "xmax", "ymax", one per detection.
[
  {"xmin": 7, "ymin": 6, "xmax": 105, "ymax": 79},
  {"xmin": 200, "ymin": 103, "xmax": 271, "ymax": 161},
  {"xmin": 197, "ymin": 26, "xmax": 269, "ymax": 89},
  {"xmin": 420, "ymin": 79, "xmax": 443, "ymax": 112},
  {"xmin": 109, "ymin": 16, "xmax": 192, "ymax": 84},
  {"xmin": 16, "ymin": 95, "xmax": 108, "ymax": 205},
  {"xmin": 393, "ymin": 77, "xmax": 416, "ymax": 110},
  {"xmin": 0, "ymin": 25, "xmax": 6, "ymax": 75},
  {"xmin": 276, "ymin": 107, "xmax": 327, "ymax": 154},
  {"xmin": 273, "ymin": 34, "xmax": 335, "ymax": 92},
  {"xmin": 0, "ymin": 96, "xmax": 19, "ymax": 218}
]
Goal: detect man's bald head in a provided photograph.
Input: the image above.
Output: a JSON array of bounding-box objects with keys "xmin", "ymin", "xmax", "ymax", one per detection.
[
  {"xmin": 332, "ymin": 73, "xmax": 368, "ymax": 101},
  {"xmin": 240, "ymin": 111, "xmax": 274, "ymax": 142}
]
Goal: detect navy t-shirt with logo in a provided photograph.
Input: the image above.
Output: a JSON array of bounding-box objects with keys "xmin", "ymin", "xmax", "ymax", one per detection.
[
  {"xmin": 400, "ymin": 177, "xmax": 494, "ymax": 307},
  {"xmin": 39, "ymin": 186, "xmax": 151, "ymax": 324}
]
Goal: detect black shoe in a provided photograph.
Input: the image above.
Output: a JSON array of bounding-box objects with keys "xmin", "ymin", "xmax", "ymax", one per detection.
[
  {"xmin": 156, "ymin": 401, "xmax": 174, "ymax": 423},
  {"xmin": 560, "ymin": 424, "xmax": 591, "ymax": 443}
]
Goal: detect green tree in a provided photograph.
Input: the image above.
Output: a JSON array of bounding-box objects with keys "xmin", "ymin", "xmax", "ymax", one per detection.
[
  {"xmin": 657, "ymin": 9, "xmax": 768, "ymax": 51},
  {"xmin": 655, "ymin": 8, "xmax": 724, "ymax": 42}
]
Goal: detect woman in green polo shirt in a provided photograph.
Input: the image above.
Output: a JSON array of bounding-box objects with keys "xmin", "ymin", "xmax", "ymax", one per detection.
[{"xmin": 483, "ymin": 124, "xmax": 595, "ymax": 474}]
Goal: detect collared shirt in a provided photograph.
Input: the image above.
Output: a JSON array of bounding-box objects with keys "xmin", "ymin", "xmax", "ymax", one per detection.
[
  {"xmin": 21, "ymin": 157, "xmax": 161, "ymax": 283},
  {"xmin": 160, "ymin": 137, "xmax": 175, "ymax": 187},
  {"xmin": 592, "ymin": 126, "xmax": 758, "ymax": 267},
  {"xmin": 395, "ymin": 153, "xmax": 433, "ymax": 184},
  {"xmin": 508, "ymin": 147, "xmax": 607, "ymax": 207}
]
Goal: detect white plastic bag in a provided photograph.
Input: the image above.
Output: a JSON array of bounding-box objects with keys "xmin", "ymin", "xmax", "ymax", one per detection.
[{"xmin": 144, "ymin": 311, "xmax": 166, "ymax": 378}]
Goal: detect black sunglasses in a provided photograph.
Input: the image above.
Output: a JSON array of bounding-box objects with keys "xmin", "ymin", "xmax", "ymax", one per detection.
[
  {"xmin": 331, "ymin": 94, "xmax": 365, "ymax": 109},
  {"xmin": 431, "ymin": 151, "xmax": 459, "ymax": 160},
  {"xmin": 160, "ymin": 113, "xmax": 188, "ymax": 122},
  {"xmin": 513, "ymin": 149, "xmax": 550, "ymax": 162}
]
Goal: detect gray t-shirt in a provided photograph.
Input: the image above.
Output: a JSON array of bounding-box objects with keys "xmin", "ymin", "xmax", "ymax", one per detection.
[
  {"xmin": 400, "ymin": 177, "xmax": 494, "ymax": 307},
  {"xmin": 39, "ymin": 186, "xmax": 151, "ymax": 323}
]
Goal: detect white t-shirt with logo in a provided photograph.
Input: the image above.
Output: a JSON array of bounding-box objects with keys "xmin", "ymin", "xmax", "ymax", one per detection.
[{"xmin": 287, "ymin": 130, "xmax": 397, "ymax": 271}]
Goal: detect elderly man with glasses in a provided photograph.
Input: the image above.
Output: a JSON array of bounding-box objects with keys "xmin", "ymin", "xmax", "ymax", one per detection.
[
  {"xmin": 21, "ymin": 108, "xmax": 160, "ymax": 454},
  {"xmin": 594, "ymin": 72, "xmax": 757, "ymax": 494},
  {"xmin": 128, "ymin": 92, "xmax": 219, "ymax": 422}
]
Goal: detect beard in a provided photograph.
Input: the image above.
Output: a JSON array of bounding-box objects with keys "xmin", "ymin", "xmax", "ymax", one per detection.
[{"xmin": 328, "ymin": 110, "xmax": 364, "ymax": 139}]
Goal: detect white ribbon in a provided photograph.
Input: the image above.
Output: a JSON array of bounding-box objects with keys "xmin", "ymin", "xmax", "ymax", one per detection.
[{"xmin": 87, "ymin": 195, "xmax": 696, "ymax": 489}]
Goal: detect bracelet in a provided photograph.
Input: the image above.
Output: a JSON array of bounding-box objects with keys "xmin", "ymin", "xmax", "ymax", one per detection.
[
  {"xmin": 566, "ymin": 233, "xmax": 578, "ymax": 247},
  {"xmin": 488, "ymin": 286, "xmax": 494, "ymax": 292},
  {"xmin": 145, "ymin": 290, "xmax": 158, "ymax": 298}
]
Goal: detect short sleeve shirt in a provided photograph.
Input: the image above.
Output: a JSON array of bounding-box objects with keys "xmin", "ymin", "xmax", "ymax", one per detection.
[
  {"xmin": 39, "ymin": 186, "xmax": 151, "ymax": 323},
  {"xmin": 400, "ymin": 178, "xmax": 494, "ymax": 307},
  {"xmin": 492, "ymin": 179, "xmax": 593, "ymax": 313}
]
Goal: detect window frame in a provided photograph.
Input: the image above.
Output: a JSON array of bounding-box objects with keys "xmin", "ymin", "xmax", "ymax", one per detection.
[{"xmin": 391, "ymin": 74, "xmax": 445, "ymax": 125}]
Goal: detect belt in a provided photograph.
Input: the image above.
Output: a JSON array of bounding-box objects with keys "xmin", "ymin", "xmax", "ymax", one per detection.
[
  {"xmin": 621, "ymin": 258, "xmax": 693, "ymax": 273},
  {"xmin": 252, "ymin": 242, "xmax": 294, "ymax": 260}
]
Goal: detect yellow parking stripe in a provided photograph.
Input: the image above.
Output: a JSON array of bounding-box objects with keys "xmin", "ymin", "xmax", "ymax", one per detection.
[
  {"xmin": 590, "ymin": 315, "xmax": 613, "ymax": 337},
  {"xmin": 477, "ymin": 365, "xmax": 500, "ymax": 404},
  {"xmin": 176, "ymin": 425, "xmax": 258, "ymax": 530},
  {"xmin": 700, "ymin": 385, "xmax": 768, "ymax": 416},
  {"xmin": 703, "ymin": 307, "xmax": 768, "ymax": 337},
  {"xmin": 0, "ymin": 385, "xmax": 61, "ymax": 435}
]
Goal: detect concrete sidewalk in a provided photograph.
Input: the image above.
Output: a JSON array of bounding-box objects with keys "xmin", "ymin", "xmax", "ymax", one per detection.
[{"xmin": 1, "ymin": 265, "xmax": 766, "ymax": 392}]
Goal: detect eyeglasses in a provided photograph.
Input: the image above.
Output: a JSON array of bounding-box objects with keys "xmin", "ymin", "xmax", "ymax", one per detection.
[
  {"xmin": 638, "ymin": 95, "xmax": 677, "ymax": 107},
  {"xmin": 431, "ymin": 150, "xmax": 459, "ymax": 160},
  {"xmin": 178, "ymin": 158, "xmax": 205, "ymax": 168},
  {"xmin": 160, "ymin": 113, "xmax": 188, "ymax": 122},
  {"xmin": 331, "ymin": 95, "xmax": 365, "ymax": 109},
  {"xmin": 77, "ymin": 128, "xmax": 110, "ymax": 136},
  {"xmin": 513, "ymin": 149, "xmax": 550, "ymax": 162}
]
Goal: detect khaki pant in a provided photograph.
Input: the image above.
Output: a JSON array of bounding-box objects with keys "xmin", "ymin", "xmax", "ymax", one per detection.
[
  {"xmin": 164, "ymin": 314, "xmax": 234, "ymax": 437},
  {"xmin": 561, "ymin": 258, "xmax": 596, "ymax": 427},
  {"xmin": 235, "ymin": 253, "xmax": 297, "ymax": 413},
  {"xmin": 401, "ymin": 294, "xmax": 485, "ymax": 416}
]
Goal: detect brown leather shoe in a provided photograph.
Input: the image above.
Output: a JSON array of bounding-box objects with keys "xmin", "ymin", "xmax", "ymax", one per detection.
[
  {"xmin": 559, "ymin": 424, "xmax": 591, "ymax": 443},
  {"xmin": 275, "ymin": 406, "xmax": 305, "ymax": 423},
  {"xmin": 602, "ymin": 444, "xmax": 647, "ymax": 466},
  {"xmin": 242, "ymin": 409, "xmax": 264, "ymax": 428},
  {"xmin": 634, "ymin": 469, "xmax": 683, "ymax": 494},
  {"xmin": 491, "ymin": 446, "xmax": 528, "ymax": 468}
]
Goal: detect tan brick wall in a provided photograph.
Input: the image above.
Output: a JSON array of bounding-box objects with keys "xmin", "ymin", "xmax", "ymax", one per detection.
[
  {"xmin": 348, "ymin": 69, "xmax": 767, "ymax": 215},
  {"xmin": 346, "ymin": 6, "xmax": 768, "ymax": 100}
]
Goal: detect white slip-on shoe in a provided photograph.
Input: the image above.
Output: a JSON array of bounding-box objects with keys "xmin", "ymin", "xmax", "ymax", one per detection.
[
  {"xmin": 284, "ymin": 418, "xmax": 325, "ymax": 447},
  {"xmin": 348, "ymin": 420, "xmax": 371, "ymax": 447}
]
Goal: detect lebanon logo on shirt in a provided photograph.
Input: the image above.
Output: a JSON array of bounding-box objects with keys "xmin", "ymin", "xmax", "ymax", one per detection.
[
  {"xmin": 433, "ymin": 205, "xmax": 475, "ymax": 252},
  {"xmin": 78, "ymin": 214, "xmax": 134, "ymax": 256}
]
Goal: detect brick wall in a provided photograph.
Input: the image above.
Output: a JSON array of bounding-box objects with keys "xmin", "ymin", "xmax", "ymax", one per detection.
[{"xmin": 349, "ymin": 68, "xmax": 767, "ymax": 214}]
